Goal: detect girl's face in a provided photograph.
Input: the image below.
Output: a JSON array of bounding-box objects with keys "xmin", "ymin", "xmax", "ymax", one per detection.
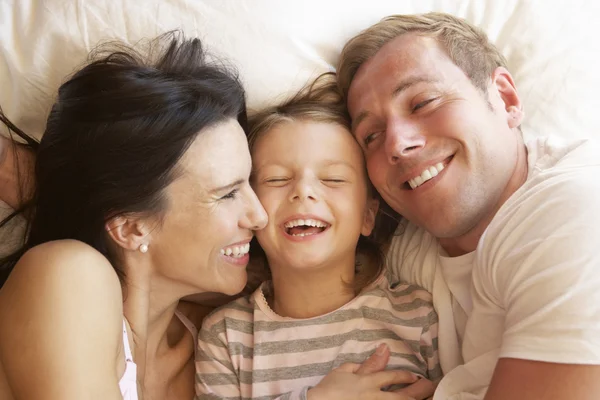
[{"xmin": 251, "ymin": 120, "xmax": 378, "ymax": 273}]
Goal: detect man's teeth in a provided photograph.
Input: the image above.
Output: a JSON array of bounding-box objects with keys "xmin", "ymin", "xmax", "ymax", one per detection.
[
  {"xmin": 284, "ymin": 219, "xmax": 327, "ymax": 229},
  {"xmin": 408, "ymin": 162, "xmax": 445, "ymax": 190},
  {"xmin": 220, "ymin": 243, "xmax": 250, "ymax": 258}
]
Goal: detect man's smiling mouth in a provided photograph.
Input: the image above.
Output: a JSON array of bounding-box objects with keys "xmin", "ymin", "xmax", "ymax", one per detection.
[{"xmin": 404, "ymin": 156, "xmax": 453, "ymax": 190}]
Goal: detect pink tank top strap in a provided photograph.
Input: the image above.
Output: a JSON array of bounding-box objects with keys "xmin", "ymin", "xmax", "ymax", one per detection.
[
  {"xmin": 175, "ymin": 309, "xmax": 198, "ymax": 345},
  {"xmin": 119, "ymin": 320, "xmax": 138, "ymax": 400},
  {"xmin": 122, "ymin": 320, "xmax": 134, "ymax": 361}
]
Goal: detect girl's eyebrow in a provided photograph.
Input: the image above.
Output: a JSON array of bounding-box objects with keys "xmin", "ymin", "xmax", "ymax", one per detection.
[
  {"xmin": 321, "ymin": 159, "xmax": 358, "ymax": 172},
  {"xmin": 252, "ymin": 160, "xmax": 359, "ymax": 174}
]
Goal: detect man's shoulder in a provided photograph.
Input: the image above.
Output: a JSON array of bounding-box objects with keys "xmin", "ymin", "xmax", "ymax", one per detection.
[
  {"xmin": 480, "ymin": 137, "xmax": 600, "ymax": 274},
  {"xmin": 495, "ymin": 136, "xmax": 600, "ymax": 226},
  {"xmin": 388, "ymin": 220, "xmax": 438, "ymax": 258},
  {"xmin": 526, "ymin": 135, "xmax": 600, "ymax": 176},
  {"xmin": 386, "ymin": 220, "xmax": 440, "ymax": 291}
]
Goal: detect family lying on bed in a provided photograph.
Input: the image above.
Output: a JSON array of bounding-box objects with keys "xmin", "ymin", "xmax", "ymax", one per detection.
[{"xmin": 0, "ymin": 11, "xmax": 599, "ymax": 400}]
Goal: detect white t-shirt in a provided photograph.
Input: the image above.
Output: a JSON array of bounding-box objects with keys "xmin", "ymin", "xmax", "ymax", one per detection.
[{"xmin": 387, "ymin": 136, "xmax": 600, "ymax": 399}]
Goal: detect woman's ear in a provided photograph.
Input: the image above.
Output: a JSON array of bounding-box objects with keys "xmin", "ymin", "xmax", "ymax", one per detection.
[
  {"xmin": 361, "ymin": 198, "xmax": 380, "ymax": 236},
  {"xmin": 105, "ymin": 215, "xmax": 152, "ymax": 252}
]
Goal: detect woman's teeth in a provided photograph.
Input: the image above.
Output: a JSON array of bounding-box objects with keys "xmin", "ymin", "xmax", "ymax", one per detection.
[
  {"xmin": 408, "ymin": 162, "xmax": 445, "ymax": 189},
  {"xmin": 220, "ymin": 243, "xmax": 250, "ymax": 257}
]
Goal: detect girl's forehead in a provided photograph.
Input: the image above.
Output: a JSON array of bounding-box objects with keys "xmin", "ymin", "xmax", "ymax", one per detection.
[{"xmin": 251, "ymin": 120, "xmax": 364, "ymax": 169}]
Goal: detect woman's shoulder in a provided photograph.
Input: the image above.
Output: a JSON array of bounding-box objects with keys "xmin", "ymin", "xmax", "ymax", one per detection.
[
  {"xmin": 0, "ymin": 239, "xmax": 123, "ymax": 326},
  {"xmin": 10, "ymin": 239, "xmax": 119, "ymax": 287},
  {"xmin": 0, "ymin": 240, "xmax": 125, "ymax": 397}
]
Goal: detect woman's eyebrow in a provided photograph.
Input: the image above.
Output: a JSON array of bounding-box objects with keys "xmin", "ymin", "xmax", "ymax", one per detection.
[{"xmin": 209, "ymin": 179, "xmax": 244, "ymax": 194}]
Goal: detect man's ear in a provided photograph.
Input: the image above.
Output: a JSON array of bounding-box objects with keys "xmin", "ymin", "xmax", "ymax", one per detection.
[
  {"xmin": 491, "ymin": 67, "xmax": 524, "ymax": 129},
  {"xmin": 105, "ymin": 215, "xmax": 152, "ymax": 252},
  {"xmin": 361, "ymin": 198, "xmax": 380, "ymax": 237}
]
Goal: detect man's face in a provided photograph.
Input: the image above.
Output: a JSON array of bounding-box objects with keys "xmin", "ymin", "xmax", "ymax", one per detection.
[{"xmin": 347, "ymin": 34, "xmax": 524, "ymax": 244}]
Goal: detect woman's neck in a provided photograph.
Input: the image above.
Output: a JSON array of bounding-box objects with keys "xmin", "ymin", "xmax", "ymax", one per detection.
[
  {"xmin": 267, "ymin": 255, "xmax": 357, "ymax": 319},
  {"xmin": 122, "ymin": 267, "xmax": 194, "ymax": 359},
  {"xmin": 121, "ymin": 266, "xmax": 199, "ymax": 396}
]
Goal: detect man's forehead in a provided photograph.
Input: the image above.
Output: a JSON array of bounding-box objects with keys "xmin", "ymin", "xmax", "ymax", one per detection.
[
  {"xmin": 348, "ymin": 36, "xmax": 453, "ymax": 104},
  {"xmin": 358, "ymin": 35, "xmax": 443, "ymax": 79}
]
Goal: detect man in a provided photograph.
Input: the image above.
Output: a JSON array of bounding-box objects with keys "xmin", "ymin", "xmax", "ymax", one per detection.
[{"xmin": 337, "ymin": 12, "xmax": 600, "ymax": 400}]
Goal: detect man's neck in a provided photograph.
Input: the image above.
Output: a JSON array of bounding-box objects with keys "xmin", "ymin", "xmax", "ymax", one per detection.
[
  {"xmin": 440, "ymin": 138, "xmax": 529, "ymax": 257},
  {"xmin": 267, "ymin": 256, "xmax": 357, "ymax": 319}
]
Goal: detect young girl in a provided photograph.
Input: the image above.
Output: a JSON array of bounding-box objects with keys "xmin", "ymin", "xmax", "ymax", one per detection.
[{"xmin": 195, "ymin": 75, "xmax": 442, "ymax": 399}]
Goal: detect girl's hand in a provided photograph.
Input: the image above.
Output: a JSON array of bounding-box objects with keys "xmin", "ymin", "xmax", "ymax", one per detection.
[{"xmin": 307, "ymin": 344, "xmax": 423, "ymax": 400}]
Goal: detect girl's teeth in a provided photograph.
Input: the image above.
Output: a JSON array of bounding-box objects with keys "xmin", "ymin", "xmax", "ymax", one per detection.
[
  {"xmin": 291, "ymin": 232, "xmax": 317, "ymax": 237},
  {"xmin": 284, "ymin": 218, "xmax": 327, "ymax": 229}
]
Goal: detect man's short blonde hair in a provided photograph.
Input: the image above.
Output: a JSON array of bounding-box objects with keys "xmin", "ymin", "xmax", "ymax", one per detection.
[{"xmin": 337, "ymin": 12, "xmax": 508, "ymax": 99}]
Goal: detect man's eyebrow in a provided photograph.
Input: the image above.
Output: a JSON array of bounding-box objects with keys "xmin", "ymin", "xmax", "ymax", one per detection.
[
  {"xmin": 209, "ymin": 179, "xmax": 244, "ymax": 194},
  {"xmin": 352, "ymin": 76, "xmax": 436, "ymax": 134},
  {"xmin": 391, "ymin": 76, "xmax": 436, "ymax": 98},
  {"xmin": 352, "ymin": 110, "xmax": 370, "ymax": 134}
]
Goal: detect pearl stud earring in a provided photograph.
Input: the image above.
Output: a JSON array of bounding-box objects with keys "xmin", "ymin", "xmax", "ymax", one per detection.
[{"xmin": 139, "ymin": 243, "xmax": 149, "ymax": 253}]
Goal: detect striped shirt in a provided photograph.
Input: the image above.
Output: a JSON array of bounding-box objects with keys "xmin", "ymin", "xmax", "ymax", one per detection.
[{"xmin": 195, "ymin": 272, "xmax": 441, "ymax": 400}]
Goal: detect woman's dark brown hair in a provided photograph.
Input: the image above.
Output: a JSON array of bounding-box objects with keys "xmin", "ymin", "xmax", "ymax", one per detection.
[{"xmin": 0, "ymin": 32, "xmax": 247, "ymax": 287}]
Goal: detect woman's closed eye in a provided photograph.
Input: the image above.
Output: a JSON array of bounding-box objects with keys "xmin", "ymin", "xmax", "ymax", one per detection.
[{"xmin": 220, "ymin": 189, "xmax": 239, "ymax": 200}]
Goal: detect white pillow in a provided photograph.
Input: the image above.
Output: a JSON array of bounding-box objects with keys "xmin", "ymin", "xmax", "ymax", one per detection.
[
  {"xmin": 1, "ymin": 0, "xmax": 598, "ymax": 141},
  {"xmin": 0, "ymin": 0, "xmax": 598, "ymax": 253}
]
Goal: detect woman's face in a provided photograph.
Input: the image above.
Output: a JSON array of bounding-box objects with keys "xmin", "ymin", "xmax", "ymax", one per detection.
[{"xmin": 148, "ymin": 119, "xmax": 267, "ymax": 296}]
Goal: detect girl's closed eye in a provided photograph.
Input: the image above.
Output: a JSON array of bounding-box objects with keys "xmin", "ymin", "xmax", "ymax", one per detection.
[
  {"xmin": 264, "ymin": 177, "xmax": 290, "ymax": 186},
  {"xmin": 322, "ymin": 177, "xmax": 348, "ymax": 186}
]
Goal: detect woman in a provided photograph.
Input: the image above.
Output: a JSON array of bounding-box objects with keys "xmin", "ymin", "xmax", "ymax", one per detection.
[
  {"xmin": 0, "ymin": 33, "xmax": 422, "ymax": 400},
  {"xmin": 0, "ymin": 32, "xmax": 270, "ymax": 399}
]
